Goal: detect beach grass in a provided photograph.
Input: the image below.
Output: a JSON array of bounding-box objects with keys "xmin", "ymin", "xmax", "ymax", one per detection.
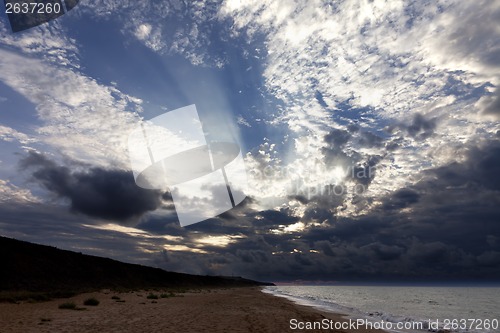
[
  {"xmin": 58, "ymin": 302, "xmax": 77, "ymax": 310},
  {"xmin": 83, "ymin": 298, "xmax": 99, "ymax": 306},
  {"xmin": 146, "ymin": 293, "xmax": 159, "ymax": 299}
]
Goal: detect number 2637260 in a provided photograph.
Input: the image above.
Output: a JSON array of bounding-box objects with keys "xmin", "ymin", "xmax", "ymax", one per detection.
[{"xmin": 5, "ymin": 2, "xmax": 62, "ymax": 14}]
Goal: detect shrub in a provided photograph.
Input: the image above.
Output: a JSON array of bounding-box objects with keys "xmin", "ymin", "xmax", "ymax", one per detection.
[
  {"xmin": 146, "ymin": 293, "xmax": 158, "ymax": 300},
  {"xmin": 83, "ymin": 298, "xmax": 99, "ymax": 306},
  {"xmin": 58, "ymin": 302, "xmax": 76, "ymax": 310},
  {"xmin": 111, "ymin": 296, "xmax": 120, "ymax": 300}
]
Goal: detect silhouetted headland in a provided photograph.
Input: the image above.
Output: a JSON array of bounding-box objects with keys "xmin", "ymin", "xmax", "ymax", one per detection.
[{"xmin": 0, "ymin": 236, "xmax": 273, "ymax": 299}]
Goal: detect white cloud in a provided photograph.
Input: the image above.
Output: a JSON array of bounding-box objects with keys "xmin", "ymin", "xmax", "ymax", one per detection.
[
  {"xmin": 133, "ymin": 23, "xmax": 166, "ymax": 52},
  {"xmin": 0, "ymin": 179, "xmax": 40, "ymax": 203},
  {"xmin": 195, "ymin": 235, "xmax": 244, "ymax": 247},
  {"xmin": 0, "ymin": 48, "xmax": 142, "ymax": 169},
  {"xmin": 0, "ymin": 16, "xmax": 80, "ymax": 69},
  {"xmin": 416, "ymin": 1, "xmax": 500, "ymax": 84},
  {"xmin": 0, "ymin": 125, "xmax": 35, "ymax": 144},
  {"xmin": 135, "ymin": 23, "xmax": 152, "ymax": 40},
  {"xmin": 220, "ymin": 0, "xmax": 500, "ymax": 216},
  {"xmin": 237, "ymin": 115, "xmax": 251, "ymax": 127},
  {"xmin": 1, "ymin": 0, "xmax": 498, "ymax": 222},
  {"xmin": 80, "ymin": 0, "xmax": 225, "ymax": 66}
]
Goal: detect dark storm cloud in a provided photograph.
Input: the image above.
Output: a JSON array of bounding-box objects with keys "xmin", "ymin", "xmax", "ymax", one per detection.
[
  {"xmin": 235, "ymin": 249, "xmax": 269, "ymax": 263},
  {"xmin": 8, "ymin": 138, "xmax": 500, "ymax": 283},
  {"xmin": 362, "ymin": 242, "xmax": 404, "ymax": 261},
  {"xmin": 356, "ymin": 131, "xmax": 384, "ymax": 148},
  {"xmin": 135, "ymin": 214, "xmax": 183, "ymax": 236},
  {"xmin": 480, "ymin": 87, "xmax": 500, "ymax": 119},
  {"xmin": 386, "ymin": 113, "xmax": 437, "ymax": 141},
  {"xmin": 324, "ymin": 129, "xmax": 351, "ymax": 147},
  {"xmin": 350, "ymin": 155, "xmax": 381, "ymax": 186},
  {"xmin": 407, "ymin": 113, "xmax": 437, "ymax": 139},
  {"xmin": 322, "ymin": 128, "xmax": 359, "ymax": 171},
  {"xmin": 0, "ymin": 203, "xmax": 165, "ymax": 267},
  {"xmin": 477, "ymin": 251, "xmax": 500, "ymax": 267},
  {"xmin": 149, "ymin": 140, "xmax": 500, "ymax": 282},
  {"xmin": 257, "ymin": 209, "xmax": 300, "ymax": 225},
  {"xmin": 303, "ymin": 206, "xmax": 336, "ymax": 224},
  {"xmin": 392, "ymin": 113, "xmax": 437, "ymax": 140},
  {"xmin": 123, "ymin": 139, "xmax": 500, "ymax": 283},
  {"xmin": 322, "ymin": 129, "xmax": 384, "ymax": 186},
  {"xmin": 19, "ymin": 152, "xmax": 163, "ymax": 221},
  {"xmin": 381, "ymin": 188, "xmax": 420, "ymax": 210},
  {"xmin": 426, "ymin": 141, "xmax": 500, "ymax": 191}
]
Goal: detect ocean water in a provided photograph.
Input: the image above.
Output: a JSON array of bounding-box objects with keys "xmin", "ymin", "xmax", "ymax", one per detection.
[{"xmin": 263, "ymin": 285, "xmax": 500, "ymax": 333}]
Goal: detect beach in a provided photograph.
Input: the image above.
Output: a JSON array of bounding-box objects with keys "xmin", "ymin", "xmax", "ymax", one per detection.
[{"xmin": 0, "ymin": 287, "xmax": 386, "ymax": 333}]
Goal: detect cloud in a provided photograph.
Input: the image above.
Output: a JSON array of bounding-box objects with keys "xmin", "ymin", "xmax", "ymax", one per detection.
[
  {"xmin": 3, "ymin": 140, "xmax": 500, "ymax": 282},
  {"xmin": 78, "ymin": 0, "xmax": 228, "ymax": 67},
  {"xmin": 0, "ymin": 179, "xmax": 40, "ymax": 203},
  {"xmin": 237, "ymin": 115, "xmax": 251, "ymax": 127},
  {"xmin": 219, "ymin": 0, "xmax": 500, "ymax": 217},
  {"xmin": 0, "ymin": 48, "xmax": 142, "ymax": 169},
  {"xmin": 324, "ymin": 129, "xmax": 351, "ymax": 148},
  {"xmin": 404, "ymin": 113, "xmax": 437, "ymax": 141},
  {"xmin": 418, "ymin": 1, "xmax": 500, "ymax": 82},
  {"xmin": 0, "ymin": 16, "xmax": 79, "ymax": 65},
  {"xmin": 135, "ymin": 24, "xmax": 152, "ymax": 40},
  {"xmin": 0, "ymin": 0, "xmax": 499, "ymax": 283},
  {"xmin": 19, "ymin": 152, "xmax": 163, "ymax": 221},
  {"xmin": 381, "ymin": 188, "xmax": 420, "ymax": 211},
  {"xmin": 0, "ymin": 125, "xmax": 35, "ymax": 144},
  {"xmin": 477, "ymin": 87, "xmax": 500, "ymax": 119}
]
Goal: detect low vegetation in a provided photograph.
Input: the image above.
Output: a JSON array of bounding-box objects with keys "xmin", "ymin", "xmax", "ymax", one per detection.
[
  {"xmin": 58, "ymin": 302, "xmax": 77, "ymax": 310},
  {"xmin": 146, "ymin": 293, "xmax": 158, "ymax": 299},
  {"xmin": 83, "ymin": 298, "xmax": 99, "ymax": 306}
]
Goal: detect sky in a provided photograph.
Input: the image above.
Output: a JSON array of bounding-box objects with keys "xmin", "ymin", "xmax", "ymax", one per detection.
[{"xmin": 0, "ymin": 0, "xmax": 499, "ymax": 283}]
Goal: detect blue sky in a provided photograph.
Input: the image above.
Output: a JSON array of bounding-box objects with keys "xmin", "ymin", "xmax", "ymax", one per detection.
[{"xmin": 1, "ymin": 0, "xmax": 500, "ymax": 282}]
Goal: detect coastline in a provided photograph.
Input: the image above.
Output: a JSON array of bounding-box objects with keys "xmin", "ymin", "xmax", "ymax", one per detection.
[{"xmin": 0, "ymin": 287, "xmax": 387, "ymax": 333}]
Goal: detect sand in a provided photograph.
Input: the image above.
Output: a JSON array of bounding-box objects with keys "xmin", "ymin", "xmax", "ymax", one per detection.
[{"xmin": 0, "ymin": 288, "xmax": 386, "ymax": 333}]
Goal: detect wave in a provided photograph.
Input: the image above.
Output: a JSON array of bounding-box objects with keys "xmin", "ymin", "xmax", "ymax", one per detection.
[{"xmin": 262, "ymin": 286, "xmax": 495, "ymax": 333}]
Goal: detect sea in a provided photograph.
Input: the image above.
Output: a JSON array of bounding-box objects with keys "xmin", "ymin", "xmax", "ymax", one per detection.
[{"xmin": 263, "ymin": 285, "xmax": 500, "ymax": 333}]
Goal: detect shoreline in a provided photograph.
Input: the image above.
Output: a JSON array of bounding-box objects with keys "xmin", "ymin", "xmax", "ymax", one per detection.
[{"xmin": 0, "ymin": 287, "xmax": 387, "ymax": 333}]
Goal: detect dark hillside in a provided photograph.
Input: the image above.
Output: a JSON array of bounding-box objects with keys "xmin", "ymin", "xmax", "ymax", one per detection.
[{"xmin": 0, "ymin": 236, "xmax": 273, "ymax": 293}]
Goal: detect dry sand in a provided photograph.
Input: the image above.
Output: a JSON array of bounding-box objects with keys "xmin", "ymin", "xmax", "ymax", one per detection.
[{"xmin": 0, "ymin": 287, "xmax": 386, "ymax": 333}]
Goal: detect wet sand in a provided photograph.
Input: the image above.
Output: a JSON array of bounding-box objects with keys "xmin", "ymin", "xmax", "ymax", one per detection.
[{"xmin": 0, "ymin": 287, "xmax": 386, "ymax": 333}]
